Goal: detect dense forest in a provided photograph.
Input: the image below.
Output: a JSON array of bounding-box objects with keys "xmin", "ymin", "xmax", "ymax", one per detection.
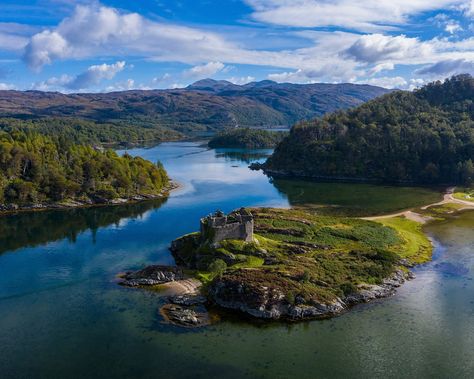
[
  {"xmin": 0, "ymin": 118, "xmax": 181, "ymax": 146},
  {"xmin": 264, "ymin": 75, "xmax": 474, "ymax": 185},
  {"xmin": 0, "ymin": 130, "xmax": 169, "ymax": 208},
  {"xmin": 208, "ymin": 128, "xmax": 287, "ymax": 149},
  {"xmin": 0, "ymin": 80, "xmax": 389, "ymax": 132}
]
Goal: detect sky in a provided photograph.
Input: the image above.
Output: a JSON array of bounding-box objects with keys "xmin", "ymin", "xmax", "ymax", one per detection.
[{"xmin": 0, "ymin": 0, "xmax": 473, "ymax": 92}]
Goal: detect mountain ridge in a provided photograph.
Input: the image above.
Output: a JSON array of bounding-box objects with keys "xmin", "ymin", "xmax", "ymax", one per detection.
[{"xmin": 0, "ymin": 80, "xmax": 390, "ymax": 133}]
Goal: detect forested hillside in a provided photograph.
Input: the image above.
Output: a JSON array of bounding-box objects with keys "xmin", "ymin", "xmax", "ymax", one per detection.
[
  {"xmin": 264, "ymin": 75, "xmax": 474, "ymax": 185},
  {"xmin": 0, "ymin": 130, "xmax": 169, "ymax": 208},
  {"xmin": 0, "ymin": 80, "xmax": 389, "ymax": 133},
  {"xmin": 208, "ymin": 128, "xmax": 287, "ymax": 149},
  {"xmin": 0, "ymin": 118, "xmax": 181, "ymax": 146}
]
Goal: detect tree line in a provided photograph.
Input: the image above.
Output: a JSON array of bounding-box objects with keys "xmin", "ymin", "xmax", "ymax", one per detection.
[
  {"xmin": 0, "ymin": 117, "xmax": 181, "ymax": 146},
  {"xmin": 266, "ymin": 75, "xmax": 474, "ymax": 185},
  {"xmin": 208, "ymin": 128, "xmax": 288, "ymax": 149},
  {"xmin": 0, "ymin": 130, "xmax": 169, "ymax": 207}
]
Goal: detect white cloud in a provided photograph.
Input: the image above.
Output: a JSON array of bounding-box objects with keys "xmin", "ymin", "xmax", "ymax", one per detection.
[
  {"xmin": 169, "ymin": 83, "xmax": 185, "ymax": 89},
  {"xmin": 227, "ymin": 76, "xmax": 256, "ymax": 85},
  {"xmin": 67, "ymin": 61, "xmax": 126, "ymax": 89},
  {"xmin": 464, "ymin": 0, "xmax": 474, "ymax": 17},
  {"xmin": 357, "ymin": 76, "xmax": 425, "ymax": 90},
  {"xmin": 445, "ymin": 21, "xmax": 463, "ymax": 33},
  {"xmin": 368, "ymin": 62, "xmax": 395, "ymax": 75},
  {"xmin": 245, "ymin": 0, "xmax": 464, "ymax": 31},
  {"xmin": 32, "ymin": 74, "xmax": 73, "ymax": 91},
  {"xmin": 268, "ymin": 63, "xmax": 359, "ymax": 83},
  {"xmin": 432, "ymin": 14, "xmax": 464, "ymax": 34},
  {"xmin": 24, "ymin": 31, "xmax": 69, "ymax": 71},
  {"xmin": 415, "ymin": 58, "xmax": 474, "ymax": 76},
  {"xmin": 360, "ymin": 76, "xmax": 408, "ymax": 88},
  {"xmin": 32, "ymin": 61, "xmax": 126, "ymax": 91},
  {"xmin": 183, "ymin": 61, "xmax": 225, "ymax": 79},
  {"xmin": 22, "ymin": 5, "xmax": 295, "ymax": 72},
  {"xmin": 344, "ymin": 34, "xmax": 431, "ymax": 63},
  {"xmin": 152, "ymin": 73, "xmax": 171, "ymax": 84},
  {"xmin": 14, "ymin": 3, "xmax": 474, "ymax": 90},
  {"xmin": 0, "ymin": 82, "xmax": 15, "ymax": 90},
  {"xmin": 105, "ymin": 79, "xmax": 150, "ymax": 92},
  {"xmin": 0, "ymin": 32, "xmax": 29, "ymax": 52}
]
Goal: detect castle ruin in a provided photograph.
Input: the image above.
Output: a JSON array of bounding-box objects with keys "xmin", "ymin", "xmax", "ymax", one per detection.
[{"xmin": 200, "ymin": 208, "xmax": 254, "ymax": 244}]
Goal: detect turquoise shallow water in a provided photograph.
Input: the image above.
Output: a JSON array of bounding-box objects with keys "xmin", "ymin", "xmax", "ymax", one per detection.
[{"xmin": 0, "ymin": 142, "xmax": 473, "ymax": 379}]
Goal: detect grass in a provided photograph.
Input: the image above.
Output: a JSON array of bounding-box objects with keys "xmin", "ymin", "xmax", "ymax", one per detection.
[
  {"xmin": 453, "ymin": 188, "xmax": 474, "ymax": 203},
  {"xmin": 171, "ymin": 207, "xmax": 429, "ymax": 305},
  {"xmin": 418, "ymin": 202, "xmax": 466, "ymax": 219},
  {"xmin": 376, "ymin": 217, "xmax": 432, "ymax": 264}
]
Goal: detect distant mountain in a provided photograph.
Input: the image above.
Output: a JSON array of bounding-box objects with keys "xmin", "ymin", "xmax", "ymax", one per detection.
[
  {"xmin": 0, "ymin": 80, "xmax": 390, "ymax": 133},
  {"xmin": 263, "ymin": 74, "xmax": 474, "ymax": 185}
]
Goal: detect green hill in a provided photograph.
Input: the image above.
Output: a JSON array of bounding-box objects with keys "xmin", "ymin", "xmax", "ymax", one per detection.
[{"xmin": 264, "ymin": 75, "xmax": 474, "ymax": 185}]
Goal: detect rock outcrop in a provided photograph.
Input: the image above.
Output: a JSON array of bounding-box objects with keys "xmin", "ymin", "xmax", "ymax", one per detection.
[
  {"xmin": 209, "ymin": 268, "xmax": 413, "ymax": 320},
  {"xmin": 159, "ymin": 304, "xmax": 211, "ymax": 327},
  {"xmin": 120, "ymin": 265, "xmax": 184, "ymax": 287}
]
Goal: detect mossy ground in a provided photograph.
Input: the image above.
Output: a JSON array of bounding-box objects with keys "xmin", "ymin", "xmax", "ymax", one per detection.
[
  {"xmin": 172, "ymin": 208, "xmax": 430, "ymax": 304},
  {"xmin": 453, "ymin": 188, "xmax": 474, "ymax": 203},
  {"xmin": 376, "ymin": 217, "xmax": 432, "ymax": 264}
]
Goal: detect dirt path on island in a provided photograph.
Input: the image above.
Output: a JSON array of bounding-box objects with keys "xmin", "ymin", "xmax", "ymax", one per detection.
[{"xmin": 364, "ymin": 187, "xmax": 474, "ymax": 223}]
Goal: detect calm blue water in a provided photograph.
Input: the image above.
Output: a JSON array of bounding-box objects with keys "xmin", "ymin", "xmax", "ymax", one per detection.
[{"xmin": 0, "ymin": 142, "xmax": 473, "ymax": 379}]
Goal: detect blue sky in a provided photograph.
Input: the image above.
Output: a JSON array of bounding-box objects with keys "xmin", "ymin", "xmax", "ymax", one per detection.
[{"xmin": 0, "ymin": 0, "xmax": 473, "ymax": 92}]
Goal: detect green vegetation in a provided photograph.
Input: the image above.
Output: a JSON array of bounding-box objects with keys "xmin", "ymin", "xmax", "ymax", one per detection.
[
  {"xmin": 272, "ymin": 179, "xmax": 442, "ymax": 217},
  {"xmin": 171, "ymin": 208, "xmax": 430, "ymax": 302},
  {"xmin": 453, "ymin": 188, "xmax": 474, "ymax": 203},
  {"xmin": 208, "ymin": 128, "xmax": 287, "ymax": 149},
  {"xmin": 266, "ymin": 75, "xmax": 474, "ymax": 185},
  {"xmin": 0, "ymin": 118, "xmax": 181, "ymax": 146},
  {"xmin": 0, "ymin": 130, "xmax": 169, "ymax": 208},
  {"xmin": 376, "ymin": 217, "xmax": 432, "ymax": 264}
]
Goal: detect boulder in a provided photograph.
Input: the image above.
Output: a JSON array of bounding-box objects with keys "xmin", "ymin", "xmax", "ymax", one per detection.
[
  {"xmin": 120, "ymin": 265, "xmax": 184, "ymax": 287},
  {"xmin": 159, "ymin": 304, "xmax": 211, "ymax": 327}
]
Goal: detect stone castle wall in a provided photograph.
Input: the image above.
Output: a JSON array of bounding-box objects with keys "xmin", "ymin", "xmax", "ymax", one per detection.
[{"xmin": 200, "ymin": 210, "xmax": 254, "ymax": 244}]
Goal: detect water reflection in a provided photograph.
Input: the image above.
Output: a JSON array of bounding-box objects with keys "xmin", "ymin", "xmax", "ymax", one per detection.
[
  {"xmin": 0, "ymin": 199, "xmax": 166, "ymax": 255},
  {"xmin": 271, "ymin": 178, "xmax": 442, "ymax": 216},
  {"xmin": 214, "ymin": 148, "xmax": 272, "ymax": 164},
  {"xmin": 0, "ymin": 141, "xmax": 473, "ymax": 378}
]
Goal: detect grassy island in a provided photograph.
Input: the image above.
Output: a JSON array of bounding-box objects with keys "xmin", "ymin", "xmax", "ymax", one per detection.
[
  {"xmin": 208, "ymin": 128, "xmax": 287, "ymax": 149},
  {"xmin": 170, "ymin": 207, "xmax": 430, "ymax": 320}
]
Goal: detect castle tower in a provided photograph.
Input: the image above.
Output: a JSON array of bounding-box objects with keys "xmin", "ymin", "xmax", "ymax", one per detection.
[{"xmin": 200, "ymin": 208, "xmax": 254, "ymax": 244}]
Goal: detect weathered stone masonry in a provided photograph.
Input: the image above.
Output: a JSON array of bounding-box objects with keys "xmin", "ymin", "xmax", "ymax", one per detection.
[{"xmin": 200, "ymin": 208, "xmax": 254, "ymax": 244}]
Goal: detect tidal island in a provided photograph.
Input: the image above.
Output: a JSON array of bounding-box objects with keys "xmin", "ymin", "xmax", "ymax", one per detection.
[{"xmin": 120, "ymin": 206, "xmax": 431, "ymax": 326}]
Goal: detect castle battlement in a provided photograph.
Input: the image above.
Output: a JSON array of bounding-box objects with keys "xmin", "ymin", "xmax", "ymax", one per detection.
[{"xmin": 200, "ymin": 208, "xmax": 254, "ymax": 244}]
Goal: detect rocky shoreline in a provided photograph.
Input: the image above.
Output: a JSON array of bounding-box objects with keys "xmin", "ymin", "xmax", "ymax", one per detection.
[
  {"xmin": 0, "ymin": 181, "xmax": 179, "ymax": 216},
  {"xmin": 119, "ymin": 261, "xmax": 416, "ymax": 326},
  {"xmin": 208, "ymin": 268, "xmax": 414, "ymax": 321}
]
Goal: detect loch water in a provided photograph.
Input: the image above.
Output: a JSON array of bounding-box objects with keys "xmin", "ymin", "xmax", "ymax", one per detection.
[{"xmin": 0, "ymin": 142, "xmax": 473, "ymax": 379}]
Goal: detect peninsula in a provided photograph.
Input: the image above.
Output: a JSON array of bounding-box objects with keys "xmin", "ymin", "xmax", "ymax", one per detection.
[
  {"xmin": 0, "ymin": 130, "xmax": 171, "ymax": 214},
  {"xmin": 260, "ymin": 75, "xmax": 474, "ymax": 186}
]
